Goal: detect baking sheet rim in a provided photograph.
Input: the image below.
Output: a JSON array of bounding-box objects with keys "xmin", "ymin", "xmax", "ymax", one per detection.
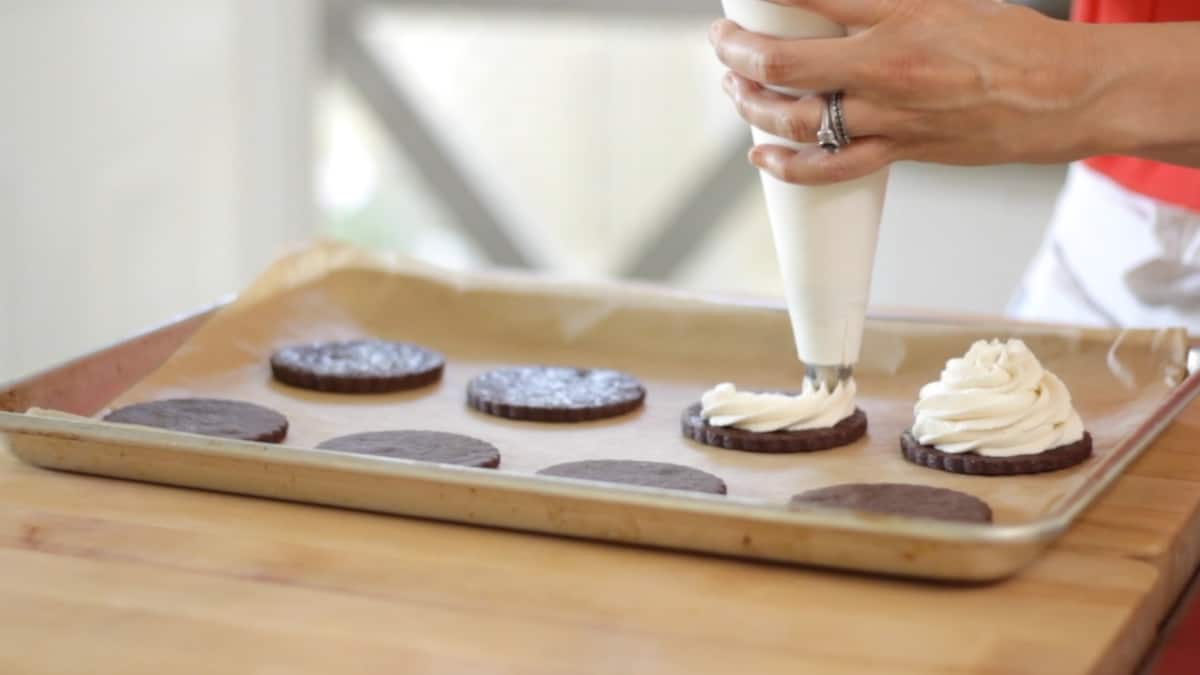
[{"xmin": 0, "ymin": 407, "xmax": 1098, "ymax": 545}]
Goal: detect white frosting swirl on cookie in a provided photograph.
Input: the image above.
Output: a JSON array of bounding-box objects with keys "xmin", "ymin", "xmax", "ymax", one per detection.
[
  {"xmin": 700, "ymin": 379, "xmax": 856, "ymax": 432},
  {"xmin": 912, "ymin": 339, "xmax": 1084, "ymax": 457}
]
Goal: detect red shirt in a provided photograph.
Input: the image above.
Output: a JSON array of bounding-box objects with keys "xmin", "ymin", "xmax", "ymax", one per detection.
[{"xmin": 1074, "ymin": 0, "xmax": 1200, "ymax": 213}]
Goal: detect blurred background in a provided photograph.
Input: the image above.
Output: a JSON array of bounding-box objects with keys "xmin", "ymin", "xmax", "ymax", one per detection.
[{"xmin": 0, "ymin": 0, "xmax": 1070, "ymax": 382}]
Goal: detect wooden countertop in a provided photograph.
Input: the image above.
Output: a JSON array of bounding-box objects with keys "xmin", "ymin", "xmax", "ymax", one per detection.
[
  {"xmin": 1, "ymin": 403, "xmax": 1198, "ymax": 675},
  {"xmin": 6, "ymin": 243, "xmax": 1196, "ymax": 674}
]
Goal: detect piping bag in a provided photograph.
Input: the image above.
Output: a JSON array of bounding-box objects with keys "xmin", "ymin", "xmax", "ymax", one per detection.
[{"xmin": 720, "ymin": 0, "xmax": 889, "ymax": 390}]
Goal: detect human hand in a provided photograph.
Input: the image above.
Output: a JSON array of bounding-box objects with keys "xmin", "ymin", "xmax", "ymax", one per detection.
[{"xmin": 711, "ymin": 0, "xmax": 1104, "ymax": 184}]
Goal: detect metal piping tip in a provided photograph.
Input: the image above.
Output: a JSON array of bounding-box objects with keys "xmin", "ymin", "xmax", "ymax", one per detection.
[{"xmin": 804, "ymin": 364, "xmax": 854, "ymax": 391}]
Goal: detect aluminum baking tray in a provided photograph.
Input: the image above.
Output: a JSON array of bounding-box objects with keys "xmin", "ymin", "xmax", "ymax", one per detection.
[{"xmin": 2, "ymin": 249, "xmax": 1195, "ymax": 581}]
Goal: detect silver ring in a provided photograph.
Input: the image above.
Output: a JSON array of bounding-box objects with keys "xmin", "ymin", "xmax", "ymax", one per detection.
[
  {"xmin": 816, "ymin": 95, "xmax": 840, "ymax": 153},
  {"xmin": 830, "ymin": 91, "xmax": 851, "ymax": 147}
]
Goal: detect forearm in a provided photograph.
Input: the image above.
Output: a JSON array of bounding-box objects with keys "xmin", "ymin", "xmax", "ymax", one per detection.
[{"xmin": 1079, "ymin": 22, "xmax": 1200, "ymax": 167}]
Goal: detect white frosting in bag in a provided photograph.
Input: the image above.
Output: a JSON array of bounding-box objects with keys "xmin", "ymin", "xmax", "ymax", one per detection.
[
  {"xmin": 701, "ymin": 380, "xmax": 856, "ymax": 432},
  {"xmin": 912, "ymin": 339, "xmax": 1085, "ymax": 457}
]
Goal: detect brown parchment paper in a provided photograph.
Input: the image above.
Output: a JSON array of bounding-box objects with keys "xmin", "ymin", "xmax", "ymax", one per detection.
[{"xmin": 106, "ymin": 242, "xmax": 1189, "ymax": 525}]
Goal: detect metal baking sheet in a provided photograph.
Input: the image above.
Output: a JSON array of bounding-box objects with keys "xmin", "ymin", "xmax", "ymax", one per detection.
[{"xmin": 1, "ymin": 244, "xmax": 1196, "ymax": 581}]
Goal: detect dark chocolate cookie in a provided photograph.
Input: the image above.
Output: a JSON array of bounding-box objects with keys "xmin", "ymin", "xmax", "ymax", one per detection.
[
  {"xmin": 103, "ymin": 398, "xmax": 288, "ymax": 443},
  {"xmin": 790, "ymin": 483, "xmax": 993, "ymax": 524},
  {"xmin": 681, "ymin": 403, "xmax": 867, "ymax": 453},
  {"xmin": 467, "ymin": 366, "xmax": 645, "ymax": 422},
  {"xmin": 537, "ymin": 460, "xmax": 726, "ymax": 495},
  {"xmin": 316, "ymin": 430, "xmax": 500, "ymax": 468},
  {"xmin": 270, "ymin": 339, "xmax": 444, "ymax": 394},
  {"xmin": 900, "ymin": 431, "xmax": 1093, "ymax": 476}
]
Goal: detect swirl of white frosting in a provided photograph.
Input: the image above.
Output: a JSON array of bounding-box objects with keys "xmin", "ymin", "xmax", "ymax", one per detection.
[
  {"xmin": 700, "ymin": 379, "xmax": 857, "ymax": 432},
  {"xmin": 912, "ymin": 339, "xmax": 1084, "ymax": 457}
]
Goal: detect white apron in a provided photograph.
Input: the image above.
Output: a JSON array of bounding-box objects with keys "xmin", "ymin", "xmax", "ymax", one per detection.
[{"xmin": 1008, "ymin": 163, "xmax": 1200, "ymax": 331}]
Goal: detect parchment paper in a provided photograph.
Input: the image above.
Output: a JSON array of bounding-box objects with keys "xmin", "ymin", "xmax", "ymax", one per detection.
[{"xmin": 105, "ymin": 242, "xmax": 1189, "ymax": 525}]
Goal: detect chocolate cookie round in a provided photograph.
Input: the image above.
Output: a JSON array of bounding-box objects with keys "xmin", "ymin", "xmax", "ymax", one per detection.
[
  {"xmin": 790, "ymin": 483, "xmax": 993, "ymax": 524},
  {"xmin": 537, "ymin": 460, "xmax": 726, "ymax": 495},
  {"xmin": 681, "ymin": 403, "xmax": 867, "ymax": 453},
  {"xmin": 900, "ymin": 431, "xmax": 1094, "ymax": 476},
  {"xmin": 270, "ymin": 339, "xmax": 444, "ymax": 394},
  {"xmin": 467, "ymin": 366, "xmax": 645, "ymax": 422},
  {"xmin": 316, "ymin": 430, "xmax": 500, "ymax": 468},
  {"xmin": 104, "ymin": 398, "xmax": 288, "ymax": 443}
]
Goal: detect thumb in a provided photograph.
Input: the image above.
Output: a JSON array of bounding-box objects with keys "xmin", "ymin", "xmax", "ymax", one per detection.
[{"xmin": 762, "ymin": 0, "xmax": 894, "ymax": 26}]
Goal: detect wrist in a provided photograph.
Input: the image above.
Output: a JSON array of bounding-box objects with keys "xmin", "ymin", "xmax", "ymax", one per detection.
[
  {"xmin": 1073, "ymin": 23, "xmax": 1200, "ymax": 162},
  {"xmin": 988, "ymin": 10, "xmax": 1114, "ymax": 163},
  {"xmin": 1075, "ymin": 24, "xmax": 1147, "ymax": 157},
  {"xmin": 1038, "ymin": 20, "xmax": 1124, "ymax": 160}
]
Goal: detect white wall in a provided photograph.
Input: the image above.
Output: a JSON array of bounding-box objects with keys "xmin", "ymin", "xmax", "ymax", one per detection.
[
  {"xmin": 0, "ymin": 4, "xmax": 1063, "ymax": 383},
  {"xmin": 0, "ymin": 1, "xmax": 317, "ymax": 382},
  {"xmin": 873, "ymin": 162, "xmax": 1064, "ymax": 314},
  {"xmin": 676, "ymin": 160, "xmax": 1065, "ymax": 315},
  {"xmin": 343, "ymin": 9, "xmax": 1063, "ymax": 316}
]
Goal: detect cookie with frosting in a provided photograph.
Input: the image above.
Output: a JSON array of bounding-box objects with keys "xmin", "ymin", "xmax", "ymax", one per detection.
[
  {"xmin": 682, "ymin": 380, "xmax": 867, "ymax": 453},
  {"xmin": 901, "ymin": 339, "xmax": 1092, "ymax": 475}
]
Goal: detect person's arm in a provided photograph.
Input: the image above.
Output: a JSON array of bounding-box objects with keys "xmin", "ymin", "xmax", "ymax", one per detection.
[
  {"xmin": 1085, "ymin": 21, "xmax": 1200, "ymax": 167},
  {"xmin": 709, "ymin": 0, "xmax": 1200, "ymax": 185}
]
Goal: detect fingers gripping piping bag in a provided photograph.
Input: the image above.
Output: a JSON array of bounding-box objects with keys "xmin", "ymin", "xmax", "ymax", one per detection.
[{"xmin": 720, "ymin": 0, "xmax": 889, "ymax": 389}]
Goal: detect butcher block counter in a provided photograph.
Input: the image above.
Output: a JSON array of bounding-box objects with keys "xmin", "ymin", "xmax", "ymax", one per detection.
[{"xmin": 0, "ymin": 398, "xmax": 1198, "ymax": 674}]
